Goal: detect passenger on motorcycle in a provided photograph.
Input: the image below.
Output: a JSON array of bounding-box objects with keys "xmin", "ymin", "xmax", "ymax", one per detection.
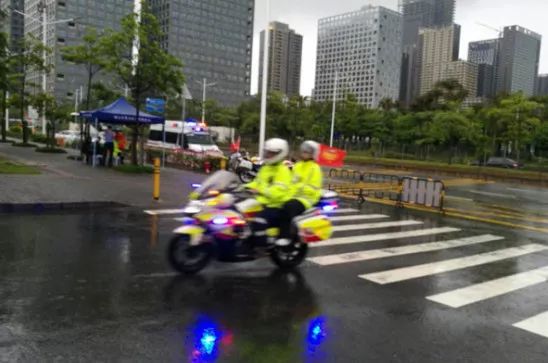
[
  {"xmin": 276, "ymin": 141, "xmax": 323, "ymax": 246},
  {"xmin": 245, "ymin": 138, "xmax": 292, "ymax": 246}
]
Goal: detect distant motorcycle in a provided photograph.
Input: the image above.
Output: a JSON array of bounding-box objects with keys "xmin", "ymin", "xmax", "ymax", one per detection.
[
  {"xmin": 167, "ymin": 171, "xmax": 339, "ymax": 274},
  {"xmin": 229, "ymin": 151, "xmax": 263, "ymax": 183}
]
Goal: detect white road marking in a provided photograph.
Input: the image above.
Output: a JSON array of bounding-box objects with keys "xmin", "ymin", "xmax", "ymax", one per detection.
[
  {"xmin": 144, "ymin": 209, "xmax": 185, "ymax": 215},
  {"xmin": 332, "ymin": 220, "xmax": 422, "ymax": 232},
  {"xmin": 310, "ymin": 227, "xmax": 460, "ymax": 248},
  {"xmin": 427, "ymin": 266, "xmax": 548, "ymax": 308},
  {"xmin": 513, "ymin": 311, "xmax": 548, "ymax": 339},
  {"xmin": 331, "ymin": 208, "xmax": 359, "ymax": 214},
  {"xmin": 360, "ymin": 244, "xmax": 548, "ymax": 285},
  {"xmin": 469, "ymin": 190, "xmax": 516, "ymax": 199},
  {"xmin": 331, "ymin": 214, "xmax": 388, "ymax": 222},
  {"xmin": 309, "ymin": 235, "xmax": 504, "ymax": 266}
]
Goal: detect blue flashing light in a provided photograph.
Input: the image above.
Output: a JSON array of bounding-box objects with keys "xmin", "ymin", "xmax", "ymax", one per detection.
[
  {"xmin": 307, "ymin": 317, "xmax": 326, "ymax": 346},
  {"xmin": 322, "ymin": 205, "xmax": 335, "ymax": 212},
  {"xmin": 192, "ymin": 183, "xmax": 202, "ymax": 189},
  {"xmin": 190, "ymin": 318, "xmax": 222, "ymax": 362},
  {"xmin": 212, "ymin": 216, "xmax": 228, "ymax": 225},
  {"xmin": 200, "ymin": 328, "xmax": 218, "ymax": 355},
  {"xmin": 186, "ymin": 121, "xmax": 197, "ymax": 127}
]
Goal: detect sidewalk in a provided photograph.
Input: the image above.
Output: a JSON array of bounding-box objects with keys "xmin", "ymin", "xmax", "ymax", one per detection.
[{"xmin": 0, "ymin": 142, "xmax": 202, "ymax": 210}]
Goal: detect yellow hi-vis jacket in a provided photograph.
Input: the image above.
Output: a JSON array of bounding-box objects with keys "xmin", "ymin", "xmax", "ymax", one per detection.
[
  {"xmin": 291, "ymin": 160, "xmax": 323, "ymax": 210},
  {"xmin": 246, "ymin": 163, "xmax": 292, "ymax": 208}
]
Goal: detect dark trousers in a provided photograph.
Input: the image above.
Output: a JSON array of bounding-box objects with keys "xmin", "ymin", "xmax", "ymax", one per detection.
[
  {"xmin": 103, "ymin": 142, "xmax": 114, "ymax": 167},
  {"xmin": 251, "ymin": 207, "xmax": 281, "ymax": 246},
  {"xmin": 279, "ymin": 199, "xmax": 306, "ymax": 240}
]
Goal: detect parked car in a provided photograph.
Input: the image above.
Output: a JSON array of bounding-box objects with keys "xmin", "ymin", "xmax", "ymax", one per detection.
[{"xmin": 486, "ymin": 157, "xmax": 522, "ymax": 169}]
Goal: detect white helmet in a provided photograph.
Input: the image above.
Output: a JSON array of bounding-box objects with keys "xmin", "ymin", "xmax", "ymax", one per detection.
[
  {"xmin": 263, "ymin": 138, "xmax": 289, "ymax": 165},
  {"xmin": 300, "ymin": 140, "xmax": 320, "ymax": 160}
]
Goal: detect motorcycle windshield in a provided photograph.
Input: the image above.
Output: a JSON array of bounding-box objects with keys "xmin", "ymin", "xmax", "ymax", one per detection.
[{"xmin": 195, "ymin": 171, "xmax": 241, "ymax": 198}]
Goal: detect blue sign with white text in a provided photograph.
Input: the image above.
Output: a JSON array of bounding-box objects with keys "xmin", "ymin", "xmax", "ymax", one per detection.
[{"xmin": 145, "ymin": 98, "xmax": 166, "ymax": 114}]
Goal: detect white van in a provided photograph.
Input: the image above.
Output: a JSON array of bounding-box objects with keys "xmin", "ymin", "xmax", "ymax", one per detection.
[{"xmin": 147, "ymin": 121, "xmax": 223, "ymax": 156}]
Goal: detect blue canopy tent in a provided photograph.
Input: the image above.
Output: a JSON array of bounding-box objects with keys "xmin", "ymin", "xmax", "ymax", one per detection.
[{"xmin": 80, "ymin": 98, "xmax": 165, "ymax": 166}]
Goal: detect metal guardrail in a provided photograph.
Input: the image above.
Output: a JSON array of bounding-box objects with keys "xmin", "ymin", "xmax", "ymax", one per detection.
[{"xmin": 328, "ymin": 168, "xmax": 446, "ymax": 211}]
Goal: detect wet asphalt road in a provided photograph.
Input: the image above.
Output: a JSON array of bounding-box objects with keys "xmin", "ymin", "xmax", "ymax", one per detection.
[{"xmin": 1, "ymin": 204, "xmax": 548, "ymax": 362}]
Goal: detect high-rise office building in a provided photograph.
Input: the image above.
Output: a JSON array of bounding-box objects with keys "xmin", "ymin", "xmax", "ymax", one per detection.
[
  {"xmin": 313, "ymin": 5, "xmax": 403, "ymax": 108},
  {"xmin": 0, "ymin": 0, "xmax": 25, "ymax": 53},
  {"xmin": 24, "ymin": 0, "xmax": 133, "ymax": 102},
  {"xmin": 496, "ymin": 25, "xmax": 542, "ymax": 97},
  {"xmin": 399, "ymin": 0, "xmax": 455, "ymax": 106},
  {"xmin": 536, "ymin": 74, "xmax": 548, "ymax": 97},
  {"xmin": 150, "ymin": 0, "xmax": 254, "ymax": 107},
  {"xmin": 258, "ymin": 21, "xmax": 303, "ymax": 98},
  {"xmin": 468, "ymin": 39, "xmax": 500, "ymax": 98},
  {"xmin": 419, "ymin": 24, "xmax": 460, "ymax": 94}
]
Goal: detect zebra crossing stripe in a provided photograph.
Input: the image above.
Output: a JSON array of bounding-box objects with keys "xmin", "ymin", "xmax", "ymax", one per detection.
[
  {"xmin": 310, "ymin": 227, "xmax": 460, "ymax": 248},
  {"xmin": 513, "ymin": 311, "xmax": 548, "ymax": 338},
  {"xmin": 308, "ymin": 235, "xmax": 504, "ymax": 266},
  {"xmin": 331, "ymin": 214, "xmax": 388, "ymax": 222},
  {"xmin": 360, "ymin": 244, "xmax": 548, "ymax": 285},
  {"xmin": 144, "ymin": 209, "xmax": 185, "ymax": 215},
  {"xmin": 331, "ymin": 208, "xmax": 359, "ymax": 214},
  {"xmin": 332, "ymin": 220, "xmax": 423, "ymax": 232},
  {"xmin": 427, "ymin": 266, "xmax": 548, "ymax": 308}
]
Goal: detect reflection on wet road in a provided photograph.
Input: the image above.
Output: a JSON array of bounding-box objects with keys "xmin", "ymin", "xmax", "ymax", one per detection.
[{"xmin": 1, "ymin": 206, "xmax": 548, "ymax": 362}]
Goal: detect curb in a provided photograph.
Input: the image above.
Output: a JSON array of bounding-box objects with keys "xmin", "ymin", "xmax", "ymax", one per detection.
[{"xmin": 0, "ymin": 201, "xmax": 127, "ymax": 214}]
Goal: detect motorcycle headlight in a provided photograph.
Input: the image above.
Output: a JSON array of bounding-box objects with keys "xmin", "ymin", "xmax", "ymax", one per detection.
[{"xmin": 184, "ymin": 201, "xmax": 203, "ymax": 215}]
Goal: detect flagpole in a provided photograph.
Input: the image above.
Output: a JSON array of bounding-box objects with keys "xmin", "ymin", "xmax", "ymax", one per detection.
[{"xmin": 258, "ymin": 0, "xmax": 270, "ymax": 159}]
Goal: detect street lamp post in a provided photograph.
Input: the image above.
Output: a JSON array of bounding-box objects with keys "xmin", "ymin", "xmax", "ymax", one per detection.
[
  {"xmin": 196, "ymin": 78, "xmax": 217, "ymax": 123},
  {"xmin": 259, "ymin": 0, "xmax": 270, "ymax": 159},
  {"xmin": 13, "ymin": 2, "xmax": 74, "ymax": 135},
  {"xmin": 330, "ymin": 69, "xmax": 339, "ymax": 147}
]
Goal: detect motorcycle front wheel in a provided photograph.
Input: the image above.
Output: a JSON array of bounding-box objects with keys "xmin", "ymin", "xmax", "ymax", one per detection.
[
  {"xmin": 168, "ymin": 235, "xmax": 212, "ymax": 275},
  {"xmin": 269, "ymin": 242, "xmax": 309, "ymax": 269}
]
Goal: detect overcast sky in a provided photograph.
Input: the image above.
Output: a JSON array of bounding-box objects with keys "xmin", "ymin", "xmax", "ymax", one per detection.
[{"xmin": 250, "ymin": 0, "xmax": 548, "ymax": 96}]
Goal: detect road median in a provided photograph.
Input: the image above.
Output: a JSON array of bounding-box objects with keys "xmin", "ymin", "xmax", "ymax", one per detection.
[{"xmin": 346, "ymin": 156, "xmax": 548, "ymax": 185}]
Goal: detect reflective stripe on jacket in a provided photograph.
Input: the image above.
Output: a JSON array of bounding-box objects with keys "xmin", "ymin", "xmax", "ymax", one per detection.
[
  {"xmin": 246, "ymin": 163, "xmax": 292, "ymax": 208},
  {"xmin": 291, "ymin": 160, "xmax": 323, "ymax": 209}
]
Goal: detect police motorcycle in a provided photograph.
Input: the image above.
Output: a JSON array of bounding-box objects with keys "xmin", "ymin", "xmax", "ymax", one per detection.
[{"xmin": 167, "ymin": 170, "xmax": 339, "ymax": 274}]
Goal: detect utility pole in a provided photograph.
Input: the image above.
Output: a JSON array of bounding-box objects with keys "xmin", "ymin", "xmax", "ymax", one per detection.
[
  {"xmin": 13, "ymin": 3, "xmax": 74, "ymax": 135},
  {"xmin": 39, "ymin": 0, "xmax": 47, "ymax": 135},
  {"xmin": 330, "ymin": 69, "xmax": 339, "ymax": 147},
  {"xmin": 181, "ymin": 85, "xmax": 186, "ymax": 121},
  {"xmin": 259, "ymin": 0, "xmax": 270, "ymax": 158},
  {"xmin": 196, "ymin": 78, "xmax": 216, "ymax": 123},
  {"xmin": 4, "ymin": 91, "xmax": 9, "ymax": 136}
]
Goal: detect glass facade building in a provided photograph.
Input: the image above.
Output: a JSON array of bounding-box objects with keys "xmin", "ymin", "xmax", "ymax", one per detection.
[
  {"xmin": 24, "ymin": 0, "xmax": 133, "ymax": 102},
  {"xmin": 398, "ymin": 0, "xmax": 455, "ymax": 106},
  {"xmin": 258, "ymin": 21, "xmax": 303, "ymax": 98},
  {"xmin": 1, "ymin": 0, "xmax": 25, "ymax": 54},
  {"xmin": 313, "ymin": 5, "xmax": 403, "ymax": 108},
  {"xmin": 468, "ymin": 39, "xmax": 500, "ymax": 98},
  {"xmin": 496, "ymin": 25, "xmax": 542, "ymax": 97},
  {"xmin": 150, "ymin": 0, "xmax": 254, "ymax": 107}
]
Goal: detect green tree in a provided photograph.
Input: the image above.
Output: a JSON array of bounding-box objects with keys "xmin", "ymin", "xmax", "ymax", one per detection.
[
  {"xmin": 427, "ymin": 111, "xmax": 475, "ymax": 164},
  {"xmin": 61, "ymin": 28, "xmax": 109, "ymax": 110},
  {"xmin": 102, "ymin": 2, "xmax": 185, "ymax": 165},
  {"xmin": 8, "ymin": 36, "xmax": 51, "ymax": 144},
  {"xmin": 499, "ymin": 93, "xmax": 542, "ymax": 161}
]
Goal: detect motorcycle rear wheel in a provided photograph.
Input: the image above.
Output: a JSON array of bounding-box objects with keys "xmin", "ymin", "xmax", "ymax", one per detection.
[
  {"xmin": 168, "ymin": 235, "xmax": 212, "ymax": 275},
  {"xmin": 269, "ymin": 242, "xmax": 309, "ymax": 269}
]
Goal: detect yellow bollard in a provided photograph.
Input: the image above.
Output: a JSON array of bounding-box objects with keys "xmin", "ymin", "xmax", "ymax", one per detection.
[
  {"xmin": 220, "ymin": 157, "xmax": 227, "ymax": 170},
  {"xmin": 153, "ymin": 157, "xmax": 161, "ymax": 200}
]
